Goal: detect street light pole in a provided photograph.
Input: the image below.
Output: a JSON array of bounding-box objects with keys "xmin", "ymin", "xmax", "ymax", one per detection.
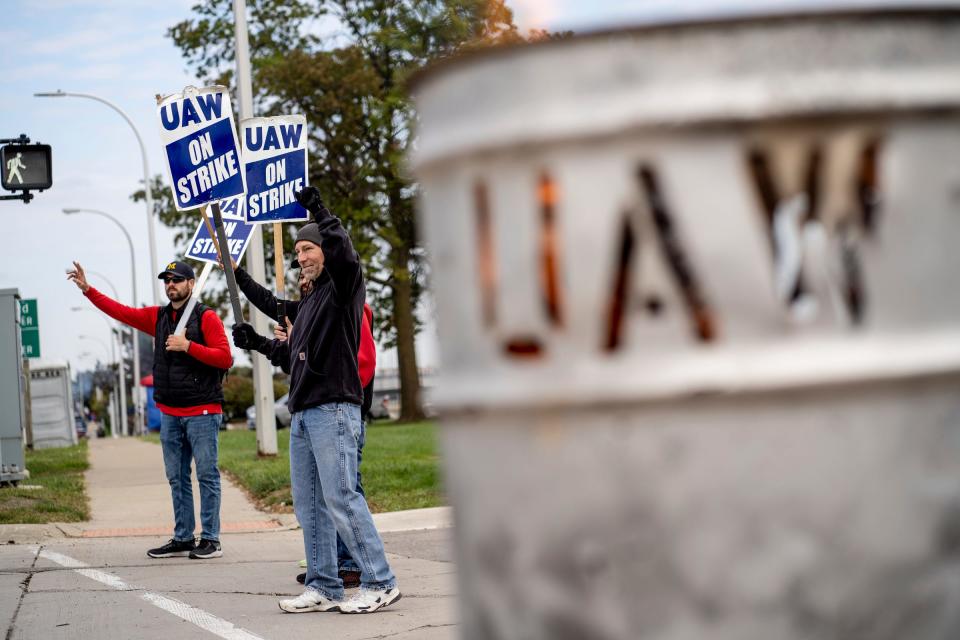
[
  {"xmin": 234, "ymin": 0, "xmax": 278, "ymax": 456},
  {"xmin": 79, "ymin": 351, "xmax": 119, "ymax": 436},
  {"xmin": 79, "ymin": 335, "xmax": 112, "ymax": 361},
  {"xmin": 79, "ymin": 337, "xmax": 120, "ymax": 437},
  {"xmin": 74, "ymin": 310, "xmax": 125, "ymax": 440},
  {"xmin": 65, "ymin": 208, "xmax": 142, "ymax": 436},
  {"xmin": 35, "ymin": 90, "xmax": 161, "ymax": 305},
  {"xmin": 84, "ymin": 272, "xmax": 120, "ymax": 300}
]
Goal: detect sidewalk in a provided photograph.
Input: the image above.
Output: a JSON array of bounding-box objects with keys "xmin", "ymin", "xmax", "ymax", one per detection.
[{"xmin": 62, "ymin": 435, "xmax": 292, "ymax": 538}]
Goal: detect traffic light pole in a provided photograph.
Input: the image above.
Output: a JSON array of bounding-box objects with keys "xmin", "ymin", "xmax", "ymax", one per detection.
[{"xmin": 0, "ymin": 192, "xmax": 33, "ymax": 203}]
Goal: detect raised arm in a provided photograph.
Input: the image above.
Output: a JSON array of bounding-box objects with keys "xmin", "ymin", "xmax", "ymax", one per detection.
[
  {"xmin": 69, "ymin": 261, "xmax": 158, "ymax": 336},
  {"xmin": 296, "ymin": 187, "xmax": 362, "ymax": 304}
]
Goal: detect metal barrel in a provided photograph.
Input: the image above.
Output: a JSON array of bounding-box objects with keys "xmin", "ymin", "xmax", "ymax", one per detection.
[{"xmin": 411, "ymin": 7, "xmax": 960, "ymax": 639}]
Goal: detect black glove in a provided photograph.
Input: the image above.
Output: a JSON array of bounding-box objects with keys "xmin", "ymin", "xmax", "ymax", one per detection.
[
  {"xmin": 295, "ymin": 186, "xmax": 325, "ymax": 216},
  {"xmin": 232, "ymin": 322, "xmax": 266, "ymax": 351}
]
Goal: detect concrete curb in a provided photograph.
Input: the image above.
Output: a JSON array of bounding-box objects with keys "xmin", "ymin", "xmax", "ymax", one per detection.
[
  {"xmin": 373, "ymin": 506, "xmax": 453, "ymax": 533},
  {"xmin": 0, "ymin": 506, "xmax": 452, "ymax": 543}
]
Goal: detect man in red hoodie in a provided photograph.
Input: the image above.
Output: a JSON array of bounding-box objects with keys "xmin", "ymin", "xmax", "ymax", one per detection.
[{"xmin": 67, "ymin": 259, "xmax": 233, "ymax": 560}]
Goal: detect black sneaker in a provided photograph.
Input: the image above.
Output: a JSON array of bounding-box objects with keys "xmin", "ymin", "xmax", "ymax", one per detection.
[
  {"xmin": 296, "ymin": 572, "xmax": 306, "ymax": 584},
  {"xmin": 147, "ymin": 538, "xmax": 196, "ymax": 558},
  {"xmin": 189, "ymin": 539, "xmax": 223, "ymax": 559}
]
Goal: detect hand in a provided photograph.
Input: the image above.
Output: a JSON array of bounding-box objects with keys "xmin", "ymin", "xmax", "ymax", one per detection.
[
  {"xmin": 273, "ymin": 317, "xmax": 293, "ymax": 343},
  {"xmin": 216, "ymin": 256, "xmax": 239, "ymax": 271},
  {"xmin": 66, "ymin": 261, "xmax": 90, "ymax": 293},
  {"xmin": 232, "ymin": 322, "xmax": 265, "ymax": 351},
  {"xmin": 295, "ymin": 186, "xmax": 324, "ymax": 214},
  {"xmin": 165, "ymin": 334, "xmax": 191, "ymax": 352}
]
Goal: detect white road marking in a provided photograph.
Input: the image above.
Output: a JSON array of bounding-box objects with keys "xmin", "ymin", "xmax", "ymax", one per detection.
[{"xmin": 29, "ymin": 547, "xmax": 267, "ymax": 640}]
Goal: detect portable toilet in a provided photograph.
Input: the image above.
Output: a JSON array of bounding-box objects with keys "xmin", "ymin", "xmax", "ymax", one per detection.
[{"xmin": 29, "ymin": 360, "xmax": 78, "ymax": 449}]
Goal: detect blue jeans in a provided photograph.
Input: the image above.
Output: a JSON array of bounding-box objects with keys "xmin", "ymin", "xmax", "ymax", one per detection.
[
  {"xmin": 337, "ymin": 419, "xmax": 365, "ymax": 573},
  {"xmin": 290, "ymin": 403, "xmax": 394, "ymax": 599},
  {"xmin": 160, "ymin": 413, "xmax": 222, "ymax": 542}
]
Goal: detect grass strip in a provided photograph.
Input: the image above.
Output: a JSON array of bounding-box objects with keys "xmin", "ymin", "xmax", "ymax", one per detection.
[
  {"xmin": 0, "ymin": 440, "xmax": 90, "ymax": 524},
  {"xmin": 146, "ymin": 420, "xmax": 445, "ymax": 513}
]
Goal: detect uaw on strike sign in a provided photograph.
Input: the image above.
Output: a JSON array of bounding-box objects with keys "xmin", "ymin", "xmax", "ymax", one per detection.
[
  {"xmin": 241, "ymin": 115, "xmax": 309, "ymax": 224},
  {"xmin": 184, "ymin": 195, "xmax": 256, "ymax": 265},
  {"xmin": 157, "ymin": 86, "xmax": 245, "ymax": 210}
]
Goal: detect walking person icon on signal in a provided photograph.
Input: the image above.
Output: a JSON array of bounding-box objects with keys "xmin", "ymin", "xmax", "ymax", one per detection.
[{"xmin": 6, "ymin": 152, "xmax": 25, "ymax": 184}]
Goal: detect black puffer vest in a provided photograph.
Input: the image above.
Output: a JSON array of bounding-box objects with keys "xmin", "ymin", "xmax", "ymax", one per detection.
[{"xmin": 153, "ymin": 303, "xmax": 225, "ymax": 407}]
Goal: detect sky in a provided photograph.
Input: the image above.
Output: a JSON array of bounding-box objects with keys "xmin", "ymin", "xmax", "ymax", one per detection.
[{"xmin": 0, "ymin": 0, "xmax": 928, "ymax": 377}]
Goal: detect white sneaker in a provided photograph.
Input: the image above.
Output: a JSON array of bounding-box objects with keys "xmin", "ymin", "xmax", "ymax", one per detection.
[
  {"xmin": 339, "ymin": 586, "xmax": 401, "ymax": 614},
  {"xmin": 278, "ymin": 589, "xmax": 342, "ymax": 613}
]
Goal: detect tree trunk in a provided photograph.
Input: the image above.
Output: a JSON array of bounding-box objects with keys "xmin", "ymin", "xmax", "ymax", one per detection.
[{"xmin": 392, "ymin": 244, "xmax": 425, "ymax": 422}]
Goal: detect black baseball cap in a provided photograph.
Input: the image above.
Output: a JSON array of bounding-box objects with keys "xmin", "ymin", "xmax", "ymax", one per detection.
[{"xmin": 157, "ymin": 260, "xmax": 196, "ymax": 281}]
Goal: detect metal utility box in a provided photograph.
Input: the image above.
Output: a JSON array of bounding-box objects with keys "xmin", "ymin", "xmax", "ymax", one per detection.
[
  {"xmin": 0, "ymin": 289, "xmax": 27, "ymax": 483},
  {"xmin": 412, "ymin": 6, "xmax": 960, "ymax": 640},
  {"xmin": 29, "ymin": 361, "xmax": 77, "ymax": 450}
]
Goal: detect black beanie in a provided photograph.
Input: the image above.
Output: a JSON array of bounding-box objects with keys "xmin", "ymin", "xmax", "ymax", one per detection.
[{"xmin": 295, "ymin": 223, "xmax": 323, "ymax": 248}]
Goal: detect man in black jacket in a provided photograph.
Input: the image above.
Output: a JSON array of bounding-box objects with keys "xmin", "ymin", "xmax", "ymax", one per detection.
[
  {"xmin": 232, "ymin": 260, "xmax": 377, "ymax": 588},
  {"xmin": 233, "ymin": 187, "xmax": 399, "ymax": 614}
]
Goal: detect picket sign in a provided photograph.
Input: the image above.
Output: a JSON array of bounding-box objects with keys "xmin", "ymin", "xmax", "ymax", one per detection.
[
  {"xmin": 184, "ymin": 196, "xmax": 255, "ymax": 266},
  {"xmin": 241, "ymin": 114, "xmax": 309, "ymax": 303},
  {"xmin": 157, "ymin": 86, "xmax": 246, "ymax": 211},
  {"xmin": 157, "ymin": 86, "xmax": 247, "ymax": 324},
  {"xmin": 240, "ymin": 115, "xmax": 309, "ymax": 225}
]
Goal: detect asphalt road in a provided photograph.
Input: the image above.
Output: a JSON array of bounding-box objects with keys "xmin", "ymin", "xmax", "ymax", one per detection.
[{"xmin": 0, "ymin": 526, "xmax": 458, "ymax": 640}]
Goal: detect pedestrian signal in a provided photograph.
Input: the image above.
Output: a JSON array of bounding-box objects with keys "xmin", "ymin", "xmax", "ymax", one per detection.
[{"xmin": 1, "ymin": 144, "xmax": 52, "ymax": 191}]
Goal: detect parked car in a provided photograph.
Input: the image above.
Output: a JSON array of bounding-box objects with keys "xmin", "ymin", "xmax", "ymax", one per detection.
[
  {"xmin": 246, "ymin": 393, "xmax": 291, "ymax": 430},
  {"xmin": 367, "ymin": 397, "xmax": 391, "ymax": 420}
]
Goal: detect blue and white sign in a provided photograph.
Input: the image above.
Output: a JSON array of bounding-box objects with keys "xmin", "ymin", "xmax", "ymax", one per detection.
[
  {"xmin": 157, "ymin": 86, "xmax": 246, "ymax": 211},
  {"xmin": 241, "ymin": 115, "xmax": 309, "ymax": 224},
  {"xmin": 184, "ymin": 196, "xmax": 256, "ymax": 265}
]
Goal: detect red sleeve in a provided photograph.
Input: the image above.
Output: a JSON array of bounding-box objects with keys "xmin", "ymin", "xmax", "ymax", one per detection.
[
  {"xmin": 187, "ymin": 310, "xmax": 233, "ymax": 370},
  {"xmin": 84, "ymin": 287, "xmax": 158, "ymax": 336},
  {"xmin": 358, "ymin": 304, "xmax": 376, "ymax": 387}
]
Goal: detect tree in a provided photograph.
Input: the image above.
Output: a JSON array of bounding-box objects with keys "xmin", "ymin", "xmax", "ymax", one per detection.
[{"xmin": 163, "ymin": 0, "xmax": 537, "ymax": 420}]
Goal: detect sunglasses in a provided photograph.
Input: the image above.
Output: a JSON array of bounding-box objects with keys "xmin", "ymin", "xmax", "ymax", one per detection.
[{"xmin": 163, "ymin": 276, "xmax": 186, "ymax": 284}]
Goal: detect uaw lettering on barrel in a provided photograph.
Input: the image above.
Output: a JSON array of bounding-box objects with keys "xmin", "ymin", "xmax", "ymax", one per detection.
[
  {"xmin": 241, "ymin": 115, "xmax": 308, "ymax": 224},
  {"xmin": 464, "ymin": 125, "xmax": 883, "ymax": 360},
  {"xmin": 185, "ymin": 195, "xmax": 255, "ymax": 265},
  {"xmin": 157, "ymin": 87, "xmax": 246, "ymax": 211}
]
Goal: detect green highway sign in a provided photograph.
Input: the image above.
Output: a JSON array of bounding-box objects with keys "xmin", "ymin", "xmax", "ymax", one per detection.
[
  {"xmin": 21, "ymin": 328, "xmax": 40, "ymax": 358},
  {"xmin": 19, "ymin": 298, "xmax": 39, "ymax": 358},
  {"xmin": 19, "ymin": 298, "xmax": 37, "ymax": 328}
]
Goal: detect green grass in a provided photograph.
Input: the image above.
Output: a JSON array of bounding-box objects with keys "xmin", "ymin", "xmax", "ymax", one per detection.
[
  {"xmin": 360, "ymin": 421, "xmax": 444, "ymax": 513},
  {"xmin": 0, "ymin": 441, "xmax": 90, "ymax": 524},
  {"xmin": 218, "ymin": 429, "xmax": 296, "ymax": 511},
  {"xmin": 145, "ymin": 420, "xmax": 444, "ymax": 513}
]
